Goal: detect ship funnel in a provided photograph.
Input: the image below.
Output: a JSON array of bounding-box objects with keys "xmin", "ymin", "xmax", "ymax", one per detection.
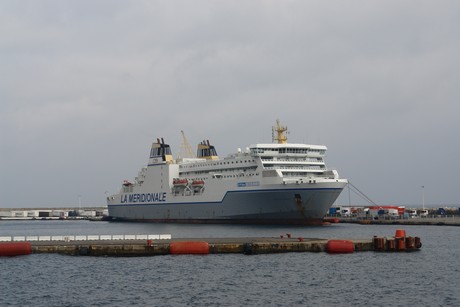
[
  {"xmin": 150, "ymin": 138, "xmax": 173, "ymax": 164},
  {"xmin": 197, "ymin": 139, "xmax": 219, "ymax": 160}
]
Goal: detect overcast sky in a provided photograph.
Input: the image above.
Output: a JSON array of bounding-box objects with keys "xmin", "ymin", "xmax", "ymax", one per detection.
[{"xmin": 1, "ymin": 0, "xmax": 459, "ymax": 209}]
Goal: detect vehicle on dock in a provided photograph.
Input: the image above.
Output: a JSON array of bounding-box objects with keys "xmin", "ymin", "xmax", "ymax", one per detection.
[
  {"xmin": 419, "ymin": 209, "xmax": 429, "ymax": 217},
  {"xmin": 407, "ymin": 209, "xmax": 418, "ymax": 218}
]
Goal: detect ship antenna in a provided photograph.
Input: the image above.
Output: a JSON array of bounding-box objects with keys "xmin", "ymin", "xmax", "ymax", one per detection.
[{"xmin": 272, "ymin": 119, "xmax": 288, "ymax": 144}]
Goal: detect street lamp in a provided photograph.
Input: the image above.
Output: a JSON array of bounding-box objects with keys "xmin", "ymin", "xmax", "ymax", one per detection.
[{"xmin": 421, "ymin": 186, "xmax": 425, "ymax": 210}]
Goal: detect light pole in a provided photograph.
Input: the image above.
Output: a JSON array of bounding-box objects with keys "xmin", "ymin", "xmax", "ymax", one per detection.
[{"xmin": 421, "ymin": 186, "xmax": 425, "ymax": 210}]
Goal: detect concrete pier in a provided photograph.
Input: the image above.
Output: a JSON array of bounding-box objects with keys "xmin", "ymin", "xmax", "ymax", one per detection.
[
  {"xmin": 325, "ymin": 216, "xmax": 460, "ymax": 226},
  {"xmin": 27, "ymin": 236, "xmax": 420, "ymax": 256}
]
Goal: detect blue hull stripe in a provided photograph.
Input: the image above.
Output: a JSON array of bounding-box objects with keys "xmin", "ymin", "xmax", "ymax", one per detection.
[{"xmin": 109, "ymin": 187, "xmax": 343, "ymax": 207}]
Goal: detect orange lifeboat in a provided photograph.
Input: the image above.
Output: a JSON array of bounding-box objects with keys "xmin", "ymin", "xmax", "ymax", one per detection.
[
  {"xmin": 173, "ymin": 178, "xmax": 188, "ymax": 187},
  {"xmin": 191, "ymin": 180, "xmax": 205, "ymax": 187}
]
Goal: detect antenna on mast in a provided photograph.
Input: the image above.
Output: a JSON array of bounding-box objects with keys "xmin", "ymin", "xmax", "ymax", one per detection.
[{"xmin": 272, "ymin": 119, "xmax": 288, "ymax": 144}]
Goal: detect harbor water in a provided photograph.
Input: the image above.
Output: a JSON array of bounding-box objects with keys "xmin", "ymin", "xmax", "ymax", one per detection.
[{"xmin": 0, "ymin": 220, "xmax": 459, "ymax": 306}]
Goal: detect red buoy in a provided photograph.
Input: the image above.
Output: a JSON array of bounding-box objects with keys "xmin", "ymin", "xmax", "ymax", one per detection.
[
  {"xmin": 395, "ymin": 229, "xmax": 406, "ymax": 238},
  {"xmin": 170, "ymin": 241, "xmax": 209, "ymax": 255},
  {"xmin": 326, "ymin": 240, "xmax": 354, "ymax": 254},
  {"xmin": 0, "ymin": 242, "xmax": 32, "ymax": 257}
]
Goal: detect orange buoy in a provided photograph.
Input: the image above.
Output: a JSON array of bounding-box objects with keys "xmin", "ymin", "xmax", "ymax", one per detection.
[
  {"xmin": 0, "ymin": 242, "xmax": 32, "ymax": 257},
  {"xmin": 323, "ymin": 222, "xmax": 331, "ymax": 226},
  {"xmin": 326, "ymin": 240, "xmax": 354, "ymax": 254},
  {"xmin": 395, "ymin": 229, "xmax": 406, "ymax": 238},
  {"xmin": 170, "ymin": 241, "xmax": 209, "ymax": 255}
]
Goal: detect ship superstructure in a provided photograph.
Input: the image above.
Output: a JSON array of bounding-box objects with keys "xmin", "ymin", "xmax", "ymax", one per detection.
[{"xmin": 107, "ymin": 120, "xmax": 348, "ymax": 224}]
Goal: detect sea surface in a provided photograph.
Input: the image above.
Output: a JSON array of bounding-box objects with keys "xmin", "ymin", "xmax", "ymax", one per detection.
[{"xmin": 0, "ymin": 220, "xmax": 458, "ymax": 306}]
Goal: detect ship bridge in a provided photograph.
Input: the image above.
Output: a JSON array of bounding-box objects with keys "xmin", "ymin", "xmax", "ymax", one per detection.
[{"xmin": 249, "ymin": 143, "xmax": 337, "ymax": 180}]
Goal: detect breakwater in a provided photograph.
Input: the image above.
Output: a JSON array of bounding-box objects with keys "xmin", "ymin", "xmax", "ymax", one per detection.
[{"xmin": 1, "ymin": 231, "xmax": 422, "ymax": 257}]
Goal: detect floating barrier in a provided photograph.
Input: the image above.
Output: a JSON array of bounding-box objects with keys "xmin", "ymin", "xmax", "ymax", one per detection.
[
  {"xmin": 170, "ymin": 241, "xmax": 209, "ymax": 255},
  {"xmin": 0, "ymin": 242, "xmax": 32, "ymax": 257},
  {"xmin": 326, "ymin": 240, "xmax": 354, "ymax": 254}
]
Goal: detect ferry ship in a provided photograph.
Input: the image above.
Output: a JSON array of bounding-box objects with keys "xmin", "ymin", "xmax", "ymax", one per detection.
[{"xmin": 107, "ymin": 120, "xmax": 348, "ymax": 224}]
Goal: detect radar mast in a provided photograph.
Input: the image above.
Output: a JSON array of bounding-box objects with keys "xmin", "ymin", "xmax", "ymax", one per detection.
[{"xmin": 272, "ymin": 119, "xmax": 288, "ymax": 144}]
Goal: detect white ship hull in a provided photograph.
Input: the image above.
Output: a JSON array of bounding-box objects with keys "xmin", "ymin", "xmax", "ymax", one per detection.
[
  {"xmin": 108, "ymin": 178, "xmax": 346, "ymax": 224},
  {"xmin": 107, "ymin": 121, "xmax": 348, "ymax": 224}
]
